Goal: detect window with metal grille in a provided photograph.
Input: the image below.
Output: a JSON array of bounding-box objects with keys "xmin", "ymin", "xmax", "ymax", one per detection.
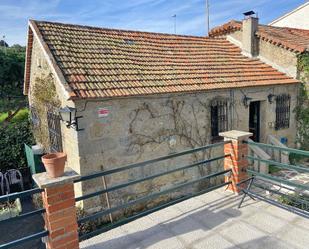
[
  {"xmin": 46, "ymin": 106, "xmax": 63, "ymax": 153},
  {"xmin": 211, "ymin": 99, "xmax": 229, "ymax": 141},
  {"xmin": 275, "ymin": 94, "xmax": 290, "ymax": 130},
  {"xmin": 29, "ymin": 106, "xmax": 40, "ymax": 127}
]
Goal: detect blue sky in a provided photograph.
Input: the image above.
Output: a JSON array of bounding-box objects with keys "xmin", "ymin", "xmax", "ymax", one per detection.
[{"xmin": 0, "ymin": 0, "xmax": 306, "ymax": 45}]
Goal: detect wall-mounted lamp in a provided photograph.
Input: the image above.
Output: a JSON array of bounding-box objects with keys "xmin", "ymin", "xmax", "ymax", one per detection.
[
  {"xmin": 59, "ymin": 106, "xmax": 84, "ymax": 131},
  {"xmin": 267, "ymin": 94, "xmax": 276, "ymax": 104},
  {"xmin": 243, "ymin": 96, "xmax": 252, "ymax": 108}
]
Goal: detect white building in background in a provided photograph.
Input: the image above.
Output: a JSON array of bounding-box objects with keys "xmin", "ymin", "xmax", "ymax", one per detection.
[{"xmin": 269, "ymin": 1, "xmax": 309, "ymax": 29}]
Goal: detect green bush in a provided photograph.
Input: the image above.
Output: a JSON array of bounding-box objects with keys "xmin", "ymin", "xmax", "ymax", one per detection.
[
  {"xmin": 289, "ymin": 152, "xmax": 308, "ymax": 165},
  {"xmin": 268, "ymin": 165, "xmax": 281, "ymax": 174},
  {"xmin": 278, "ymin": 193, "xmax": 309, "ymax": 212},
  {"xmin": 0, "ymin": 116, "xmax": 35, "ymax": 170}
]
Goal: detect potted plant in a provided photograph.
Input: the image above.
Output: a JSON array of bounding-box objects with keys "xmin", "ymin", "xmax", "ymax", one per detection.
[{"xmin": 42, "ymin": 152, "xmax": 67, "ymax": 178}]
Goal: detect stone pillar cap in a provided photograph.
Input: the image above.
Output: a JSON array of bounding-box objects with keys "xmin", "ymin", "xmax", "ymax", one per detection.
[
  {"xmin": 33, "ymin": 167, "xmax": 80, "ymax": 188},
  {"xmin": 219, "ymin": 130, "xmax": 253, "ymax": 140}
]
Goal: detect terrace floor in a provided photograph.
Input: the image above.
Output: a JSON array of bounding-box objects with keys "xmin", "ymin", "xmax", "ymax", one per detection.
[{"xmin": 80, "ymin": 187, "xmax": 309, "ymax": 249}]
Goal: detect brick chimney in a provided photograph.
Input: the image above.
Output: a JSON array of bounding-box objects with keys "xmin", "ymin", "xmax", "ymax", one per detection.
[{"xmin": 242, "ymin": 16, "xmax": 259, "ymax": 57}]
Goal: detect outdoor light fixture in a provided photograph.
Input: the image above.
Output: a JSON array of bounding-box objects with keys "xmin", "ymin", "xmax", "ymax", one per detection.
[
  {"xmin": 242, "ymin": 96, "xmax": 252, "ymax": 108},
  {"xmin": 267, "ymin": 94, "xmax": 276, "ymax": 104},
  {"xmin": 59, "ymin": 106, "xmax": 83, "ymax": 131}
]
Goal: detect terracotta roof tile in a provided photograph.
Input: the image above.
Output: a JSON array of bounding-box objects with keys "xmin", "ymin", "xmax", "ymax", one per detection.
[
  {"xmin": 28, "ymin": 20, "xmax": 299, "ymax": 99},
  {"xmin": 209, "ymin": 20, "xmax": 309, "ymax": 53}
]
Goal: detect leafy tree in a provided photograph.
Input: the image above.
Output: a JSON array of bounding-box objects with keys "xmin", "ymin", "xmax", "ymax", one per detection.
[{"xmin": 0, "ymin": 46, "xmax": 26, "ymax": 112}]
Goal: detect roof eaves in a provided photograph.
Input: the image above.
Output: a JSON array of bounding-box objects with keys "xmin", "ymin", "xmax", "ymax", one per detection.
[
  {"xmin": 209, "ymin": 20, "xmax": 242, "ymax": 37},
  {"xmin": 210, "ymin": 20, "xmax": 308, "ymax": 53},
  {"xmin": 23, "ymin": 26, "xmax": 33, "ymax": 95},
  {"xmin": 27, "ymin": 19, "xmax": 77, "ymax": 100},
  {"xmin": 256, "ymin": 30, "xmax": 306, "ymax": 53}
]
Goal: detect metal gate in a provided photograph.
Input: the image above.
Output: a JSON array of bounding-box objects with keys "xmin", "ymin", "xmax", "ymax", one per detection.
[{"xmin": 46, "ymin": 106, "xmax": 63, "ymax": 153}]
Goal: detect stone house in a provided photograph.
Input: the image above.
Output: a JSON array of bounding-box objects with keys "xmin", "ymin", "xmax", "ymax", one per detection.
[
  {"xmin": 24, "ymin": 19, "xmax": 299, "ymax": 212},
  {"xmin": 269, "ymin": 1, "xmax": 309, "ymax": 29},
  {"xmin": 209, "ymin": 16, "xmax": 309, "ymax": 81},
  {"xmin": 210, "ymin": 15, "xmax": 309, "ymax": 150}
]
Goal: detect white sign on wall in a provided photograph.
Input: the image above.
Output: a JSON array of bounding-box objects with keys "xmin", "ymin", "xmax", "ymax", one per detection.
[{"xmin": 98, "ymin": 107, "xmax": 110, "ymax": 118}]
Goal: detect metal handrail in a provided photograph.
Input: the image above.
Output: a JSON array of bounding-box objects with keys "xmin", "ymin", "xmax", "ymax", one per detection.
[
  {"xmin": 242, "ymin": 189, "xmax": 309, "ymax": 219},
  {"xmin": 0, "ymin": 187, "xmax": 46, "ymax": 248},
  {"xmin": 0, "ymin": 208, "xmax": 45, "ymax": 225},
  {"xmin": 0, "ymin": 230, "xmax": 48, "ymax": 249},
  {"xmin": 252, "ymin": 182, "xmax": 309, "ymax": 208},
  {"xmin": 75, "ymin": 155, "xmax": 228, "ymax": 202},
  {"xmin": 75, "ymin": 141, "xmax": 228, "ymax": 183},
  {"xmin": 78, "ymin": 168, "xmax": 231, "ymax": 224},
  {"xmin": 244, "ymin": 140, "xmax": 309, "ymax": 157},
  {"xmin": 0, "ymin": 187, "xmax": 43, "ymax": 202},
  {"xmin": 247, "ymin": 169, "xmax": 309, "ymax": 191},
  {"xmin": 79, "ymin": 181, "xmax": 231, "ymax": 241},
  {"xmin": 248, "ymin": 156, "xmax": 309, "ymax": 173}
]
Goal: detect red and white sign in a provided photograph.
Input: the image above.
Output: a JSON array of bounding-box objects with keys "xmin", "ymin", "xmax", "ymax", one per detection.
[{"xmin": 98, "ymin": 108, "xmax": 110, "ymax": 118}]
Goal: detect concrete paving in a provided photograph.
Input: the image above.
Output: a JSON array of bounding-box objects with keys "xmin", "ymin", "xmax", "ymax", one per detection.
[{"xmin": 80, "ymin": 188, "xmax": 309, "ymax": 249}]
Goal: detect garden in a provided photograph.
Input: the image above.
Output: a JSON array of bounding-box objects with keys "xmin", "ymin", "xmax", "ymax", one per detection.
[{"xmin": 0, "ymin": 43, "xmax": 36, "ymax": 220}]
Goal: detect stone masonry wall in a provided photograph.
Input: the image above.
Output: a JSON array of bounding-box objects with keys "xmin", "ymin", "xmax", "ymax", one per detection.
[
  {"xmin": 28, "ymin": 36, "xmax": 83, "ymax": 197},
  {"xmin": 258, "ymin": 40, "xmax": 298, "ymax": 78},
  {"xmin": 227, "ymin": 31, "xmax": 298, "ymax": 78},
  {"xmin": 73, "ymin": 84, "xmax": 299, "ymax": 213}
]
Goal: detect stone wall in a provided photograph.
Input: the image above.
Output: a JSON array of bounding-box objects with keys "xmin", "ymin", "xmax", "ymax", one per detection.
[
  {"xmin": 227, "ymin": 31, "xmax": 298, "ymax": 78},
  {"xmin": 27, "ymin": 36, "xmax": 83, "ymax": 197},
  {"xmin": 72, "ymin": 84, "xmax": 299, "ymax": 213},
  {"xmin": 258, "ymin": 40, "xmax": 298, "ymax": 78}
]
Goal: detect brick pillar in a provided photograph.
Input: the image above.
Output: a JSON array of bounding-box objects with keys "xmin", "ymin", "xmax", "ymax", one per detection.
[
  {"xmin": 33, "ymin": 167, "xmax": 80, "ymax": 249},
  {"xmin": 219, "ymin": 130, "xmax": 252, "ymax": 193}
]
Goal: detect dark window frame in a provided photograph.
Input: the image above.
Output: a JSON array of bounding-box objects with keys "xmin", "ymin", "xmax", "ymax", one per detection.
[
  {"xmin": 275, "ymin": 94, "xmax": 291, "ymax": 130},
  {"xmin": 46, "ymin": 105, "xmax": 63, "ymax": 153},
  {"xmin": 29, "ymin": 106, "xmax": 40, "ymax": 127},
  {"xmin": 211, "ymin": 98, "xmax": 229, "ymax": 142}
]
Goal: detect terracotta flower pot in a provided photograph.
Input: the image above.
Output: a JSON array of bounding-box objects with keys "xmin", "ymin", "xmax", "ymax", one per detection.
[{"xmin": 42, "ymin": 152, "xmax": 67, "ymax": 178}]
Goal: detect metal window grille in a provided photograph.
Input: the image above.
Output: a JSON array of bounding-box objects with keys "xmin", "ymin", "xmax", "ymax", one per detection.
[
  {"xmin": 29, "ymin": 106, "xmax": 40, "ymax": 127},
  {"xmin": 211, "ymin": 99, "xmax": 228, "ymax": 140},
  {"xmin": 275, "ymin": 94, "xmax": 290, "ymax": 130},
  {"xmin": 46, "ymin": 106, "xmax": 63, "ymax": 152}
]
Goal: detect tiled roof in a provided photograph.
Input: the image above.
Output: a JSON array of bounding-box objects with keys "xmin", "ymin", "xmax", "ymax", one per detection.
[
  {"xmin": 209, "ymin": 20, "xmax": 242, "ymax": 37},
  {"xmin": 25, "ymin": 20, "xmax": 299, "ymax": 99},
  {"xmin": 209, "ymin": 20, "xmax": 309, "ymax": 53}
]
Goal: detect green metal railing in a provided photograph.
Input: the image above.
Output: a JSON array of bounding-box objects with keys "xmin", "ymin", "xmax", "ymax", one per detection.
[
  {"xmin": 0, "ymin": 188, "xmax": 48, "ymax": 249},
  {"xmin": 75, "ymin": 140, "xmax": 231, "ymax": 240},
  {"xmin": 74, "ymin": 141, "xmax": 228, "ymax": 183},
  {"xmin": 239, "ymin": 140, "xmax": 309, "ymax": 219},
  {"xmin": 247, "ymin": 156, "xmax": 309, "ymax": 173},
  {"xmin": 245, "ymin": 141, "xmax": 309, "ymax": 157},
  {"xmin": 79, "ymin": 181, "xmax": 230, "ymax": 240}
]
